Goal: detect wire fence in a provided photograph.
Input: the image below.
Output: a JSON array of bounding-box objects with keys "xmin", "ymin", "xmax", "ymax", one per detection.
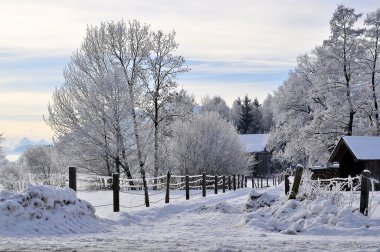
[{"xmin": 70, "ymin": 169, "xmax": 251, "ymax": 211}]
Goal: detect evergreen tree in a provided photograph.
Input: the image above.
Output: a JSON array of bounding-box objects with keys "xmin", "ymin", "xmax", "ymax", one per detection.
[
  {"xmin": 239, "ymin": 95, "xmax": 255, "ymax": 134},
  {"xmin": 232, "ymin": 95, "xmax": 263, "ymax": 134},
  {"xmin": 250, "ymin": 98, "xmax": 263, "ymax": 133}
]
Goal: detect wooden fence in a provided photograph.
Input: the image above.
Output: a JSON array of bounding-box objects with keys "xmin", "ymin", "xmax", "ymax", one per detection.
[
  {"xmin": 68, "ymin": 167, "xmax": 375, "ymax": 216},
  {"xmin": 68, "ymin": 167, "xmax": 252, "ymax": 212},
  {"xmin": 284, "ymin": 167, "xmax": 374, "ymax": 216}
]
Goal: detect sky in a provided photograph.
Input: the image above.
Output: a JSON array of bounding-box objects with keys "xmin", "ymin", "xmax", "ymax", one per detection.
[{"xmin": 0, "ymin": 0, "xmax": 379, "ymax": 150}]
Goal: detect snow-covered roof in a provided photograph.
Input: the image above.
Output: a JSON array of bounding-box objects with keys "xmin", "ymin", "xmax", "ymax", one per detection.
[
  {"xmin": 342, "ymin": 136, "xmax": 380, "ymax": 160},
  {"xmin": 239, "ymin": 134, "xmax": 269, "ymax": 153},
  {"xmin": 329, "ymin": 136, "xmax": 380, "ymax": 161}
]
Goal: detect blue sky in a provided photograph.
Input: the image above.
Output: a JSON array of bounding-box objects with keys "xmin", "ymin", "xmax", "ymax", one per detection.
[{"xmin": 0, "ymin": 0, "xmax": 379, "ymax": 149}]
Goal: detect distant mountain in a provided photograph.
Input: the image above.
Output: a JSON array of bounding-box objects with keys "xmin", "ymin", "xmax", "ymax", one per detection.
[
  {"xmin": 19, "ymin": 137, "xmax": 34, "ymax": 147},
  {"xmin": 9, "ymin": 137, "xmax": 50, "ymax": 156}
]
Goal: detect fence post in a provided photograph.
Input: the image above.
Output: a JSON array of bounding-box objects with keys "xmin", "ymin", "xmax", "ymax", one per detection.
[
  {"xmin": 113, "ymin": 173, "xmax": 120, "ymax": 212},
  {"xmin": 228, "ymin": 176, "xmax": 232, "ymax": 190},
  {"xmin": 285, "ymin": 174, "xmax": 290, "ymax": 195},
  {"xmin": 185, "ymin": 175, "xmax": 190, "ymax": 200},
  {"xmin": 69, "ymin": 167, "xmax": 77, "ymax": 191},
  {"xmin": 222, "ymin": 175, "xmax": 226, "ymax": 193},
  {"xmin": 202, "ymin": 172, "xmax": 206, "ymax": 197},
  {"xmin": 165, "ymin": 171, "xmax": 171, "ymax": 203},
  {"xmin": 233, "ymin": 174, "xmax": 236, "ymax": 190},
  {"xmin": 360, "ymin": 170, "xmax": 371, "ymax": 216},
  {"xmin": 214, "ymin": 175, "xmax": 218, "ymax": 194},
  {"xmin": 289, "ymin": 165, "xmax": 303, "ymax": 200}
]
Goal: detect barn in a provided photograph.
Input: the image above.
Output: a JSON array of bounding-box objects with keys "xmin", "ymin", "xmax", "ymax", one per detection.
[
  {"xmin": 239, "ymin": 134, "xmax": 272, "ymax": 176},
  {"xmin": 328, "ymin": 136, "xmax": 380, "ymax": 188}
]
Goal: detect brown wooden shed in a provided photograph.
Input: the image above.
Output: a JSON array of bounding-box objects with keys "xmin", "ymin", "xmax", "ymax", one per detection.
[
  {"xmin": 240, "ymin": 134, "xmax": 272, "ymax": 176},
  {"xmin": 329, "ymin": 136, "xmax": 380, "ymax": 187}
]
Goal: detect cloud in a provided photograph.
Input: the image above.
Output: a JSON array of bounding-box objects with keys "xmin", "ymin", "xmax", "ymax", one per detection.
[
  {"xmin": 0, "ymin": 120, "xmax": 53, "ymax": 149},
  {"xmin": 0, "ymin": 53, "xmax": 68, "ymax": 92},
  {"xmin": 180, "ymin": 80, "xmax": 279, "ymax": 107},
  {"xmin": 0, "ymin": 0, "xmax": 377, "ymax": 59},
  {"xmin": 0, "ymin": 92, "xmax": 51, "ymax": 120},
  {"xmin": 0, "ymin": 0, "xmax": 379, "ymax": 144}
]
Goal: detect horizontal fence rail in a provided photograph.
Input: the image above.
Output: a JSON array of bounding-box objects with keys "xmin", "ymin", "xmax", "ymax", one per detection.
[{"xmin": 68, "ymin": 168, "xmax": 254, "ymax": 212}]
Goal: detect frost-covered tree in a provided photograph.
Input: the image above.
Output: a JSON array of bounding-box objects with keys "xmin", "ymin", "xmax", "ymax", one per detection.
[
  {"xmin": 231, "ymin": 97, "xmax": 243, "ymax": 128},
  {"xmin": 200, "ymin": 96, "xmax": 230, "ymax": 121},
  {"xmin": 169, "ymin": 112, "xmax": 248, "ymax": 175},
  {"xmin": 0, "ymin": 134, "xmax": 21, "ymax": 190},
  {"xmin": 323, "ymin": 5, "xmax": 364, "ymax": 136},
  {"xmin": 268, "ymin": 69, "xmax": 314, "ymax": 164},
  {"xmin": 142, "ymin": 30, "xmax": 189, "ymax": 178},
  {"xmin": 46, "ymin": 22, "xmax": 136, "ymax": 177},
  {"xmin": 0, "ymin": 134, "xmax": 6, "ymax": 167},
  {"xmin": 261, "ymin": 94, "xmax": 274, "ymax": 133},
  {"xmin": 47, "ymin": 20, "xmax": 162, "ymax": 205},
  {"xmin": 21, "ymin": 145, "xmax": 66, "ymax": 186},
  {"xmin": 268, "ymin": 6, "xmax": 380, "ymax": 166},
  {"xmin": 361, "ymin": 9, "xmax": 380, "ymax": 133},
  {"xmin": 151, "ymin": 90, "xmax": 195, "ymax": 173},
  {"xmin": 0, "ymin": 162, "xmax": 25, "ymax": 191}
]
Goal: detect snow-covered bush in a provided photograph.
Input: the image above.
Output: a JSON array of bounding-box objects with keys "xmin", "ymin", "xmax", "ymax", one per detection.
[
  {"xmin": 245, "ymin": 186, "xmax": 380, "ymax": 235},
  {"xmin": 21, "ymin": 145, "xmax": 67, "ymax": 187},
  {"xmin": 296, "ymin": 168, "xmax": 361, "ymax": 209},
  {"xmin": 0, "ymin": 162, "xmax": 27, "ymax": 191},
  {"xmin": 168, "ymin": 112, "xmax": 249, "ymax": 175},
  {"xmin": 245, "ymin": 167, "xmax": 380, "ymax": 235}
]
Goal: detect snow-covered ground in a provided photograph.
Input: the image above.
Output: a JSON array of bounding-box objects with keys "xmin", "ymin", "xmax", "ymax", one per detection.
[{"xmin": 0, "ymin": 182, "xmax": 380, "ymax": 251}]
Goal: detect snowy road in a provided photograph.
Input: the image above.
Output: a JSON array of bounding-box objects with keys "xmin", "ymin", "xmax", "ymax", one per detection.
[{"xmin": 1, "ymin": 188, "xmax": 380, "ymax": 251}]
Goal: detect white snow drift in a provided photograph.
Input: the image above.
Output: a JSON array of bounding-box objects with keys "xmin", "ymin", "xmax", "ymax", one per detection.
[
  {"xmin": 245, "ymin": 186, "xmax": 380, "ymax": 236},
  {"xmin": 0, "ymin": 184, "xmax": 108, "ymax": 236}
]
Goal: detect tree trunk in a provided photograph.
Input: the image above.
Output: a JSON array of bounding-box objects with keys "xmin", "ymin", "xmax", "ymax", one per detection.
[
  {"xmin": 371, "ymin": 70, "xmax": 379, "ymax": 132},
  {"xmin": 153, "ymin": 93, "xmax": 159, "ymax": 178},
  {"xmin": 343, "ymin": 36, "xmax": 354, "ymax": 136},
  {"xmin": 129, "ymin": 91, "xmax": 149, "ymax": 206},
  {"xmin": 371, "ymin": 35, "xmax": 379, "ymax": 133}
]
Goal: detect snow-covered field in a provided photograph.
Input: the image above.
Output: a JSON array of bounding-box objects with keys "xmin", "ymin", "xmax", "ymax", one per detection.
[{"xmin": 0, "ymin": 182, "xmax": 380, "ymax": 251}]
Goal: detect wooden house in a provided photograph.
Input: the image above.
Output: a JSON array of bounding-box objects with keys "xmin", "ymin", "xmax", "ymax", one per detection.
[
  {"xmin": 328, "ymin": 136, "xmax": 380, "ymax": 188},
  {"xmin": 240, "ymin": 134, "xmax": 272, "ymax": 176},
  {"xmin": 310, "ymin": 163, "xmax": 339, "ymax": 180}
]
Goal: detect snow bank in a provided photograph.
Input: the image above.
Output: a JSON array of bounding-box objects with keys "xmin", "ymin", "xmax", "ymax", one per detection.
[
  {"xmin": 245, "ymin": 187, "xmax": 380, "ymax": 236},
  {"xmin": 0, "ymin": 185, "xmax": 109, "ymax": 236}
]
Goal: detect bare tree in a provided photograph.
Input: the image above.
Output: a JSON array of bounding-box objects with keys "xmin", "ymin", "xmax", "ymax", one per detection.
[{"xmin": 143, "ymin": 30, "xmax": 189, "ymax": 178}]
